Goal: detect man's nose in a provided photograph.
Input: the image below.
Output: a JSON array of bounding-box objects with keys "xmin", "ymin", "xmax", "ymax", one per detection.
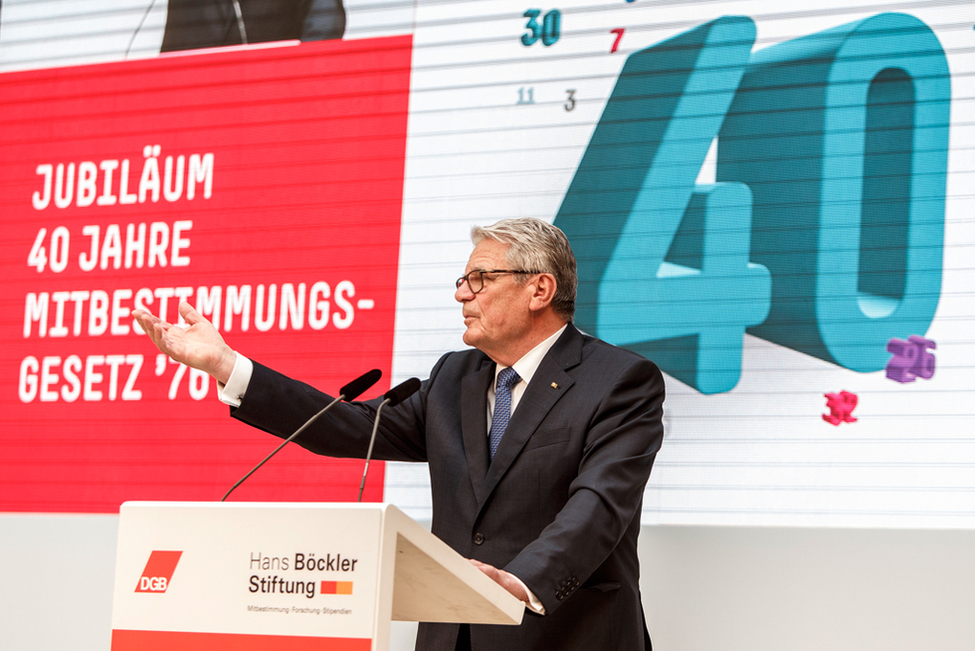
[{"xmin": 455, "ymin": 278, "xmax": 475, "ymax": 302}]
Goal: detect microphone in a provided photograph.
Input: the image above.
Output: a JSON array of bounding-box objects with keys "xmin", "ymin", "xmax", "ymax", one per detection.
[
  {"xmin": 358, "ymin": 377, "xmax": 421, "ymax": 502},
  {"xmin": 384, "ymin": 377, "xmax": 422, "ymax": 407},
  {"xmin": 221, "ymin": 369, "xmax": 382, "ymax": 501}
]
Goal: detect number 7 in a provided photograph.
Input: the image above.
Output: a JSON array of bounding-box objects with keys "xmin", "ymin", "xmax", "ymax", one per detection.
[{"xmin": 610, "ymin": 28, "xmax": 624, "ymax": 53}]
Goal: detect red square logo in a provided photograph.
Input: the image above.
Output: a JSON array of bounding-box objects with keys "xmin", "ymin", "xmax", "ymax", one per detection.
[{"xmin": 135, "ymin": 550, "xmax": 183, "ymax": 593}]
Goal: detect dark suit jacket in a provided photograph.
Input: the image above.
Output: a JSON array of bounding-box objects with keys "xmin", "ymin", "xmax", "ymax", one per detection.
[{"xmin": 232, "ymin": 324, "xmax": 664, "ymax": 650}]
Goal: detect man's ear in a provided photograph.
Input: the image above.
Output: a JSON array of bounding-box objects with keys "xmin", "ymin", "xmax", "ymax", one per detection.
[{"xmin": 528, "ymin": 273, "xmax": 557, "ymax": 312}]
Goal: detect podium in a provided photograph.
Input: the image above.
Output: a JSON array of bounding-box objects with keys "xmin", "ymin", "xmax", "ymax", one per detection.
[{"xmin": 110, "ymin": 502, "xmax": 523, "ymax": 651}]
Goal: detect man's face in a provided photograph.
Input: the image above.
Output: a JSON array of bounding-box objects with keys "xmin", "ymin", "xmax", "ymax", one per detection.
[{"xmin": 454, "ymin": 239, "xmax": 535, "ymax": 362}]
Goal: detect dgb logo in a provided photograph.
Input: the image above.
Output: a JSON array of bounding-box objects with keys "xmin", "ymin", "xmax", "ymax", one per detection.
[{"xmin": 135, "ymin": 550, "xmax": 182, "ymax": 593}]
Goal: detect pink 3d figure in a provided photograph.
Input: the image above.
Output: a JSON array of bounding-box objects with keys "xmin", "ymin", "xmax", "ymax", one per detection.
[{"xmin": 823, "ymin": 390, "xmax": 858, "ymax": 426}]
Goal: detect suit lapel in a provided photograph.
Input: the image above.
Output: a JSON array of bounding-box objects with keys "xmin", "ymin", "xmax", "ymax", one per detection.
[
  {"xmin": 461, "ymin": 359, "xmax": 495, "ymax": 504},
  {"xmin": 479, "ymin": 326, "xmax": 583, "ymax": 511}
]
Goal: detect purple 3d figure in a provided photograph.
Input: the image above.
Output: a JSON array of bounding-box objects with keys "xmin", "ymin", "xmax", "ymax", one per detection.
[
  {"xmin": 823, "ymin": 390, "xmax": 858, "ymax": 426},
  {"xmin": 886, "ymin": 335, "xmax": 937, "ymax": 383}
]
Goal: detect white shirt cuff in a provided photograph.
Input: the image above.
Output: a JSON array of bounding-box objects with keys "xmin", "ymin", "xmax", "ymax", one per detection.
[
  {"xmin": 510, "ymin": 575, "xmax": 546, "ymax": 615},
  {"xmin": 217, "ymin": 353, "xmax": 253, "ymax": 407}
]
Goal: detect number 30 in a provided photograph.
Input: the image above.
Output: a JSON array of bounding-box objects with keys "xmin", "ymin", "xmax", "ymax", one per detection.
[{"xmin": 522, "ymin": 9, "xmax": 561, "ymax": 47}]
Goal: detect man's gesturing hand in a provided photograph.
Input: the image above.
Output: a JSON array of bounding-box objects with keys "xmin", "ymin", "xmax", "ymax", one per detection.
[{"xmin": 131, "ymin": 301, "xmax": 237, "ymax": 385}]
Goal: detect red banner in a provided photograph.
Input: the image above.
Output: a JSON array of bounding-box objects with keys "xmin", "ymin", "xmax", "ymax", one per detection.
[{"xmin": 0, "ymin": 36, "xmax": 413, "ymax": 512}]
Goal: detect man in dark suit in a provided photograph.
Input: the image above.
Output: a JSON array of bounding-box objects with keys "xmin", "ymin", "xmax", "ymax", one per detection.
[{"xmin": 133, "ymin": 218, "xmax": 664, "ymax": 650}]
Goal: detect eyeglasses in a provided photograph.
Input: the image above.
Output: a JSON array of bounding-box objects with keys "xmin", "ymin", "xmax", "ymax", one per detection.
[{"xmin": 455, "ymin": 269, "xmax": 542, "ymax": 294}]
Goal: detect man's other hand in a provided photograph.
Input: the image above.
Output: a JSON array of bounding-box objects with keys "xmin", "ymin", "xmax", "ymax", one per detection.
[{"xmin": 469, "ymin": 558, "xmax": 530, "ymax": 604}]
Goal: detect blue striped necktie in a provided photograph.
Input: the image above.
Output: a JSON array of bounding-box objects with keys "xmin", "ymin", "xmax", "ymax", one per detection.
[{"xmin": 489, "ymin": 367, "xmax": 521, "ymax": 460}]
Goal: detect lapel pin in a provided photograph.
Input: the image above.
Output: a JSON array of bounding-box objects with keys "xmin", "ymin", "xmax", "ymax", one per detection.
[{"xmin": 551, "ymin": 382, "xmax": 559, "ymax": 389}]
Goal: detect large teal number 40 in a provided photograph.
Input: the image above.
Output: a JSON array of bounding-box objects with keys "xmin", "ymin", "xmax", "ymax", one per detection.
[{"xmin": 554, "ymin": 13, "xmax": 950, "ymax": 393}]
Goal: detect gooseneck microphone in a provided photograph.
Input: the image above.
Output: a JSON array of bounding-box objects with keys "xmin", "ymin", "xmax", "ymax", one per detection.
[
  {"xmin": 358, "ymin": 377, "xmax": 421, "ymax": 502},
  {"xmin": 221, "ymin": 368, "xmax": 382, "ymax": 501}
]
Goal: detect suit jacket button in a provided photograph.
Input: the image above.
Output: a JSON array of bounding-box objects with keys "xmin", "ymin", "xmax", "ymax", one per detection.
[{"xmin": 473, "ymin": 533, "xmax": 485, "ymax": 545}]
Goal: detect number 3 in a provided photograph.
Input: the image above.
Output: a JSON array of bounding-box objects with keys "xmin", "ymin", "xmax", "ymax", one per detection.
[{"xmin": 522, "ymin": 9, "xmax": 542, "ymax": 46}]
